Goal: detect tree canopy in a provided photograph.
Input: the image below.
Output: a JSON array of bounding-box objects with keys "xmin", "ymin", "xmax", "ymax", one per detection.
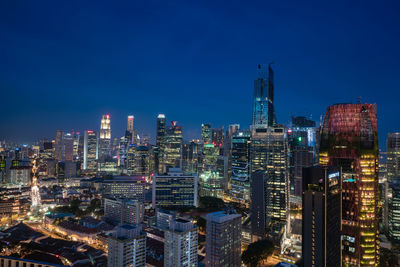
[{"xmin": 242, "ymin": 239, "xmax": 275, "ymax": 267}]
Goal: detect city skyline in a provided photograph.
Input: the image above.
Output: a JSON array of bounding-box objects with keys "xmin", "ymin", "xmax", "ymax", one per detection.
[{"xmin": 1, "ymin": 1, "xmax": 400, "ymax": 147}]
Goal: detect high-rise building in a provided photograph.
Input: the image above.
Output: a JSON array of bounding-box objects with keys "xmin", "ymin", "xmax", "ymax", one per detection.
[
  {"xmin": 83, "ymin": 130, "xmax": 97, "ymax": 174},
  {"xmin": 199, "ymin": 143, "xmax": 225, "ymax": 198},
  {"xmin": 288, "ymin": 116, "xmax": 318, "ymax": 196},
  {"xmin": 230, "ymin": 130, "xmax": 251, "ymax": 203},
  {"xmin": 252, "ymin": 63, "xmax": 275, "ymax": 127},
  {"xmin": 126, "ymin": 144, "xmax": 136, "ymax": 175},
  {"xmin": 319, "ymin": 103, "xmax": 379, "ymax": 266},
  {"xmin": 387, "ymin": 133, "xmax": 400, "ymax": 242},
  {"xmin": 127, "ymin": 115, "xmax": 134, "ymax": 135},
  {"xmin": 202, "ymin": 123, "xmax": 211, "ymax": 144},
  {"xmin": 302, "ymin": 166, "xmax": 342, "ymax": 267},
  {"xmin": 63, "ymin": 132, "xmax": 74, "ymax": 161},
  {"xmin": 54, "ymin": 130, "xmax": 64, "ymax": 161},
  {"xmin": 212, "ymin": 127, "xmax": 224, "ymax": 147},
  {"xmin": 134, "ymin": 146, "xmax": 150, "ymax": 177},
  {"xmin": 163, "ymin": 217, "xmax": 198, "ymax": 267},
  {"xmin": 205, "ymin": 209, "xmax": 242, "ymax": 267},
  {"xmin": 104, "ymin": 198, "xmax": 144, "ymax": 225},
  {"xmin": 250, "ymin": 126, "xmax": 289, "ymax": 239},
  {"xmin": 152, "ymin": 168, "xmax": 198, "ymax": 208},
  {"xmin": 155, "ymin": 114, "xmax": 166, "ymax": 173},
  {"xmin": 9, "ymin": 166, "xmax": 31, "ymax": 186},
  {"xmin": 161, "ymin": 121, "xmax": 182, "ymax": 172},
  {"xmin": 98, "ymin": 114, "xmax": 111, "ymax": 160},
  {"xmin": 182, "ymin": 140, "xmax": 200, "ymax": 174},
  {"xmin": 107, "ymin": 224, "xmax": 146, "ymax": 267}
]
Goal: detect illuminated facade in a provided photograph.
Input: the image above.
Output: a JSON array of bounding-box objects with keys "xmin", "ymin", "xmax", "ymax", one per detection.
[
  {"xmin": 161, "ymin": 121, "xmax": 182, "ymax": 172},
  {"xmin": 250, "ymin": 125, "xmax": 289, "ymax": 238},
  {"xmin": 252, "ymin": 63, "xmax": 275, "ymax": 127},
  {"xmin": 319, "ymin": 103, "xmax": 379, "ymax": 266},
  {"xmin": 387, "ymin": 133, "xmax": 400, "ymax": 242},
  {"xmin": 199, "ymin": 143, "xmax": 225, "ymax": 198},
  {"xmin": 212, "ymin": 127, "xmax": 224, "ymax": 147},
  {"xmin": 201, "ymin": 123, "xmax": 211, "ymax": 144},
  {"xmin": 83, "ymin": 130, "xmax": 97, "ymax": 174},
  {"xmin": 155, "ymin": 114, "xmax": 166, "ymax": 173},
  {"xmin": 230, "ymin": 130, "xmax": 251, "ymax": 203},
  {"xmin": 54, "ymin": 130, "xmax": 64, "ymax": 161},
  {"xmin": 98, "ymin": 114, "xmax": 111, "ymax": 160}
]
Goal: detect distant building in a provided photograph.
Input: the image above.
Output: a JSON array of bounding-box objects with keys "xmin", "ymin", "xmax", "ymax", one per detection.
[
  {"xmin": 212, "ymin": 127, "xmax": 224, "ymax": 147},
  {"xmin": 164, "ymin": 218, "xmax": 198, "ymax": 267},
  {"xmin": 107, "ymin": 224, "xmax": 146, "ymax": 267},
  {"xmin": 161, "ymin": 121, "xmax": 182, "ymax": 172},
  {"xmin": 101, "ymin": 176, "xmax": 146, "ymax": 202},
  {"xmin": 98, "ymin": 114, "xmax": 111, "ymax": 160},
  {"xmin": 155, "ymin": 114, "xmax": 166, "ymax": 173},
  {"xmin": 387, "ymin": 133, "xmax": 400, "ymax": 242},
  {"xmin": 205, "ymin": 210, "xmax": 242, "ymax": 267},
  {"xmin": 54, "ymin": 130, "xmax": 64, "ymax": 162},
  {"xmin": 252, "ymin": 63, "xmax": 275, "ymax": 127},
  {"xmin": 302, "ymin": 166, "xmax": 341, "ymax": 267},
  {"xmin": 201, "ymin": 123, "xmax": 211, "ymax": 144},
  {"xmin": 9, "ymin": 166, "xmax": 31, "ymax": 186},
  {"xmin": 152, "ymin": 168, "xmax": 198, "ymax": 208},
  {"xmin": 0, "ymin": 256, "xmax": 67, "ymax": 267},
  {"xmin": 83, "ymin": 130, "xmax": 97, "ymax": 174},
  {"xmin": 63, "ymin": 132, "xmax": 74, "ymax": 161},
  {"xmin": 104, "ymin": 198, "xmax": 144, "ymax": 225}
]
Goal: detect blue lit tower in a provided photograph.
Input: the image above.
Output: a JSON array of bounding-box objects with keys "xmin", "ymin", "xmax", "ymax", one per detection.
[{"xmin": 252, "ymin": 63, "xmax": 276, "ymax": 127}]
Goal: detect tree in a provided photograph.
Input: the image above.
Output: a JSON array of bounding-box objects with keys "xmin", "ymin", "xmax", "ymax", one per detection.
[
  {"xmin": 195, "ymin": 216, "xmax": 206, "ymax": 232},
  {"xmin": 199, "ymin": 196, "xmax": 225, "ymax": 211},
  {"xmin": 242, "ymin": 239, "xmax": 275, "ymax": 267}
]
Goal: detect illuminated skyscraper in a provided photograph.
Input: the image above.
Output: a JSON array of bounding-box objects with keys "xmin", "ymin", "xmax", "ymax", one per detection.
[
  {"xmin": 230, "ymin": 130, "xmax": 251, "ymax": 203},
  {"xmin": 212, "ymin": 127, "xmax": 224, "ymax": 147},
  {"xmin": 161, "ymin": 121, "xmax": 182, "ymax": 172},
  {"xmin": 83, "ymin": 130, "xmax": 97, "ymax": 174},
  {"xmin": 155, "ymin": 114, "xmax": 166, "ymax": 173},
  {"xmin": 127, "ymin": 115, "xmax": 134, "ymax": 134},
  {"xmin": 319, "ymin": 103, "xmax": 379, "ymax": 266},
  {"xmin": 250, "ymin": 126, "xmax": 289, "ymax": 239},
  {"xmin": 252, "ymin": 63, "xmax": 275, "ymax": 127},
  {"xmin": 387, "ymin": 133, "xmax": 400, "ymax": 242},
  {"xmin": 99, "ymin": 114, "xmax": 111, "ymax": 160},
  {"xmin": 63, "ymin": 132, "xmax": 74, "ymax": 161},
  {"xmin": 201, "ymin": 123, "xmax": 211, "ymax": 144}
]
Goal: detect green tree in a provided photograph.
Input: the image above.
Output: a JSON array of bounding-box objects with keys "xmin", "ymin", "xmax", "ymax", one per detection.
[
  {"xmin": 195, "ymin": 216, "xmax": 206, "ymax": 232},
  {"xmin": 241, "ymin": 239, "xmax": 275, "ymax": 267},
  {"xmin": 199, "ymin": 196, "xmax": 225, "ymax": 211}
]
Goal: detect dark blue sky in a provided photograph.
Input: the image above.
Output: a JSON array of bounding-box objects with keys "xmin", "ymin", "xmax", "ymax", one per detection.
[{"xmin": 1, "ymin": 0, "xmax": 400, "ymax": 148}]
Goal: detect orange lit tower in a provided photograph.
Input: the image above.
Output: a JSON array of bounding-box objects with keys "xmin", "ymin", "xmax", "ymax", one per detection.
[{"xmin": 319, "ymin": 103, "xmax": 379, "ymax": 266}]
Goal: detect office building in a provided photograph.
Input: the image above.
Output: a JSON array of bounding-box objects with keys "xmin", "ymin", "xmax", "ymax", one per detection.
[
  {"xmin": 230, "ymin": 130, "xmax": 251, "ymax": 203},
  {"xmin": 63, "ymin": 132, "xmax": 74, "ymax": 161},
  {"xmin": 164, "ymin": 218, "xmax": 198, "ymax": 267},
  {"xmin": 205, "ymin": 209, "xmax": 242, "ymax": 267},
  {"xmin": 202, "ymin": 123, "xmax": 211, "ymax": 144},
  {"xmin": 102, "ymin": 176, "xmax": 146, "ymax": 202},
  {"xmin": 387, "ymin": 133, "xmax": 400, "ymax": 241},
  {"xmin": 212, "ymin": 127, "xmax": 224, "ymax": 147},
  {"xmin": 288, "ymin": 116, "xmax": 317, "ymax": 196},
  {"xmin": 107, "ymin": 224, "xmax": 146, "ymax": 267},
  {"xmin": 319, "ymin": 103, "xmax": 379, "ymax": 266},
  {"xmin": 161, "ymin": 121, "xmax": 182, "ymax": 172},
  {"xmin": 302, "ymin": 166, "xmax": 341, "ymax": 267},
  {"xmin": 155, "ymin": 114, "xmax": 166, "ymax": 173},
  {"xmin": 104, "ymin": 198, "xmax": 144, "ymax": 225},
  {"xmin": 250, "ymin": 126, "xmax": 289, "ymax": 238},
  {"xmin": 152, "ymin": 168, "xmax": 198, "ymax": 208},
  {"xmin": 83, "ymin": 130, "xmax": 97, "ymax": 174},
  {"xmin": 98, "ymin": 114, "xmax": 111, "ymax": 160},
  {"xmin": 54, "ymin": 130, "xmax": 64, "ymax": 161},
  {"xmin": 252, "ymin": 63, "xmax": 275, "ymax": 127},
  {"xmin": 134, "ymin": 145, "xmax": 150, "ymax": 177}
]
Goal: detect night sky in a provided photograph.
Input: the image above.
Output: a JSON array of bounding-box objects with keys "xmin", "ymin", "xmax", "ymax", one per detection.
[{"xmin": 1, "ymin": 0, "xmax": 400, "ymax": 149}]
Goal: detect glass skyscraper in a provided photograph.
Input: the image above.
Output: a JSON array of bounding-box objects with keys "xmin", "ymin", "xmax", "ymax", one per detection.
[
  {"xmin": 252, "ymin": 63, "xmax": 276, "ymax": 127},
  {"xmin": 387, "ymin": 133, "xmax": 400, "ymax": 242}
]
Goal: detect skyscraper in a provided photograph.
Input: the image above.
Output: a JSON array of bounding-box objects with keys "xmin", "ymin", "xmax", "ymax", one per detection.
[
  {"xmin": 212, "ymin": 127, "xmax": 224, "ymax": 147},
  {"xmin": 54, "ymin": 130, "xmax": 64, "ymax": 161},
  {"xmin": 98, "ymin": 114, "xmax": 111, "ymax": 160},
  {"xmin": 250, "ymin": 126, "xmax": 289, "ymax": 239},
  {"xmin": 83, "ymin": 130, "xmax": 97, "ymax": 174},
  {"xmin": 252, "ymin": 63, "xmax": 275, "ymax": 127},
  {"xmin": 127, "ymin": 115, "xmax": 134, "ymax": 135},
  {"xmin": 387, "ymin": 133, "xmax": 400, "ymax": 242},
  {"xmin": 230, "ymin": 130, "xmax": 251, "ymax": 203},
  {"xmin": 63, "ymin": 132, "xmax": 74, "ymax": 161},
  {"xmin": 302, "ymin": 166, "xmax": 342, "ymax": 267},
  {"xmin": 205, "ymin": 209, "xmax": 242, "ymax": 267},
  {"xmin": 319, "ymin": 103, "xmax": 379, "ymax": 266},
  {"xmin": 155, "ymin": 114, "xmax": 166, "ymax": 173},
  {"xmin": 107, "ymin": 224, "xmax": 146, "ymax": 267},
  {"xmin": 161, "ymin": 121, "xmax": 182, "ymax": 172},
  {"xmin": 202, "ymin": 123, "xmax": 211, "ymax": 144}
]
